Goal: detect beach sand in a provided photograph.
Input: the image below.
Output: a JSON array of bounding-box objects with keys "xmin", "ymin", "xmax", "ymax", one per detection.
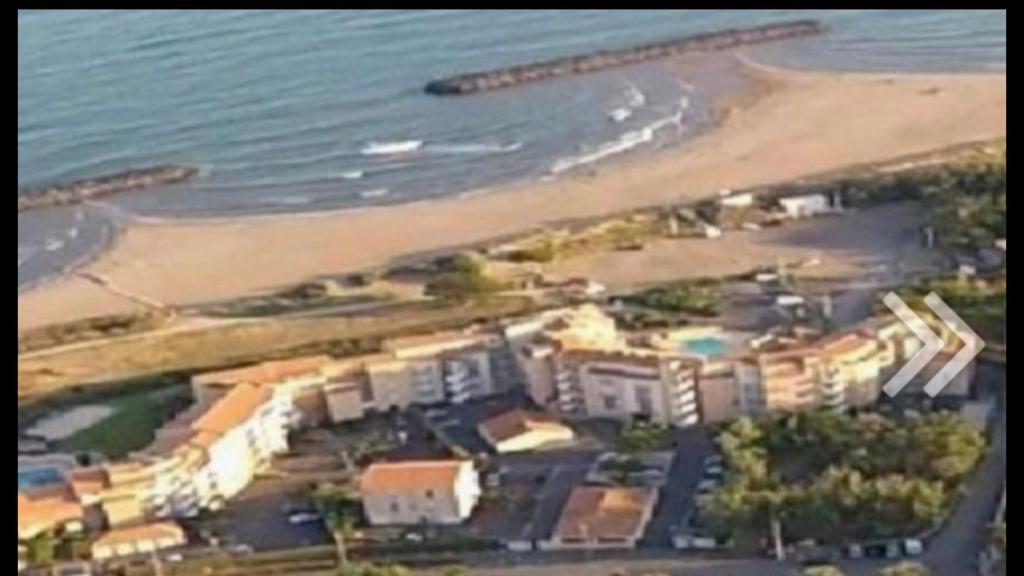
[{"xmin": 17, "ymin": 61, "xmax": 1006, "ymax": 332}]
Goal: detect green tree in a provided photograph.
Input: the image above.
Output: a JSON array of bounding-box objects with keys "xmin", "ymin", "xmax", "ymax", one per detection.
[
  {"xmin": 803, "ymin": 566, "xmax": 845, "ymax": 576},
  {"xmin": 339, "ymin": 563, "xmax": 412, "ymax": 576},
  {"xmin": 618, "ymin": 422, "xmax": 668, "ymax": 453},
  {"xmin": 877, "ymin": 561, "xmax": 930, "ymax": 576},
  {"xmin": 314, "ymin": 483, "xmax": 362, "ymax": 570},
  {"xmin": 25, "ymin": 533, "xmax": 57, "ymax": 565}
]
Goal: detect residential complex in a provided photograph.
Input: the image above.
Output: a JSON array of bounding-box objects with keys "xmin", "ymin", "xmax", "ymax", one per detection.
[{"xmin": 16, "ymin": 302, "xmax": 976, "ymax": 559}]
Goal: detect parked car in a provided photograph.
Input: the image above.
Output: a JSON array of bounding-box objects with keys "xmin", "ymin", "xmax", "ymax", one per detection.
[
  {"xmin": 903, "ymin": 538, "xmax": 925, "ymax": 556},
  {"xmin": 703, "ymin": 463, "xmax": 725, "ymax": 479},
  {"xmin": 704, "ymin": 454, "xmax": 724, "ymax": 468},
  {"xmin": 696, "ymin": 478, "xmax": 721, "ymax": 494},
  {"xmin": 288, "ymin": 512, "xmax": 322, "ymax": 525}
]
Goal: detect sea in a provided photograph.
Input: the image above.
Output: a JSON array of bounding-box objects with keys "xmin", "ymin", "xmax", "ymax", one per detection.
[{"xmin": 17, "ymin": 10, "xmax": 1006, "ymax": 290}]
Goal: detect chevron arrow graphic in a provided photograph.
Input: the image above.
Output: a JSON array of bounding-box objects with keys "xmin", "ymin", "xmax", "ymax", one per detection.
[{"xmin": 882, "ymin": 291, "xmax": 986, "ymax": 398}]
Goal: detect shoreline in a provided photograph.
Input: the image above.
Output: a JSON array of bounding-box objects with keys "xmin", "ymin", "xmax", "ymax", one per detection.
[{"xmin": 18, "ymin": 58, "xmax": 1006, "ymax": 331}]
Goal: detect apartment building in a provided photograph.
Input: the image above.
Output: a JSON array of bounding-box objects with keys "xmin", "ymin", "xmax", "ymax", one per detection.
[
  {"xmin": 324, "ymin": 330, "xmax": 522, "ymax": 423},
  {"xmin": 754, "ymin": 348, "xmax": 825, "ymax": 413},
  {"xmin": 695, "ymin": 359, "xmax": 743, "ymax": 424},
  {"xmin": 360, "ymin": 460, "xmax": 481, "ymax": 526},
  {"xmin": 519, "ymin": 306, "xmax": 701, "ymax": 427},
  {"xmin": 819, "ymin": 330, "xmax": 896, "ymax": 408}
]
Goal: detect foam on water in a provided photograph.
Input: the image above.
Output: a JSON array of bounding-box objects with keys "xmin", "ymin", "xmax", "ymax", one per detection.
[
  {"xmin": 359, "ymin": 188, "xmax": 391, "ymax": 199},
  {"xmin": 423, "ymin": 141, "xmax": 524, "ymax": 155},
  {"xmin": 361, "ymin": 140, "xmax": 424, "ymax": 156},
  {"xmin": 553, "ymin": 93, "xmax": 688, "ymax": 174}
]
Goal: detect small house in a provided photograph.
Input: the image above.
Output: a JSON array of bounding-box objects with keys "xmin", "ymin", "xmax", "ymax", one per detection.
[
  {"xmin": 360, "ymin": 460, "xmax": 481, "ymax": 526},
  {"xmin": 478, "ymin": 409, "xmax": 575, "ymax": 453}
]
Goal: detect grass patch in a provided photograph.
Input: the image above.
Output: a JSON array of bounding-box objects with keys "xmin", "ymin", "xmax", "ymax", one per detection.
[
  {"xmin": 623, "ymin": 280, "xmax": 722, "ymax": 317},
  {"xmin": 58, "ymin": 382, "xmax": 192, "ymax": 458},
  {"xmin": 18, "ymin": 311, "xmax": 170, "ymax": 354}
]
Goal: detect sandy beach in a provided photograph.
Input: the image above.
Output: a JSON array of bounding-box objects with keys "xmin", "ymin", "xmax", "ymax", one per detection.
[{"xmin": 17, "ymin": 61, "xmax": 1006, "ymax": 332}]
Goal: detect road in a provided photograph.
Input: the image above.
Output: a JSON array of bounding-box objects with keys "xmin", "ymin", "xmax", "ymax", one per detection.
[{"xmin": 640, "ymin": 427, "xmax": 715, "ymax": 548}]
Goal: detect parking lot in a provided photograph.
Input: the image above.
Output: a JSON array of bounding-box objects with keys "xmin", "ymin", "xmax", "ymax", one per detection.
[{"xmin": 203, "ymin": 487, "xmax": 331, "ymax": 552}]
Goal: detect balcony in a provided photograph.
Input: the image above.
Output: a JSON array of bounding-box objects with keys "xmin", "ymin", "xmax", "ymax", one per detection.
[
  {"xmin": 676, "ymin": 400, "xmax": 698, "ymax": 416},
  {"xmin": 675, "ymin": 389, "xmax": 697, "ymax": 405}
]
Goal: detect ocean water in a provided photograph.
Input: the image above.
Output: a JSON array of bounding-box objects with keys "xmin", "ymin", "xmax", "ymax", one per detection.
[{"xmin": 17, "ymin": 10, "xmax": 1006, "ymax": 289}]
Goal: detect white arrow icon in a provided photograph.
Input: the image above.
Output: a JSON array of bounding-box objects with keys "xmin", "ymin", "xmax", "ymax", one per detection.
[{"xmin": 882, "ymin": 291, "xmax": 986, "ymax": 398}]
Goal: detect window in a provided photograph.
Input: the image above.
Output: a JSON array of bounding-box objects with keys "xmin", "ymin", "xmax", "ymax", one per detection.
[
  {"xmin": 425, "ymin": 489, "xmax": 435, "ymax": 500},
  {"xmin": 389, "ymin": 501, "xmax": 400, "ymax": 514},
  {"xmin": 602, "ymin": 394, "xmax": 619, "ymax": 411},
  {"xmin": 635, "ymin": 387, "xmax": 654, "ymax": 415}
]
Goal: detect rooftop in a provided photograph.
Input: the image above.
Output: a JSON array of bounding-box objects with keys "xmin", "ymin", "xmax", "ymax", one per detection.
[
  {"xmin": 191, "ymin": 383, "xmax": 274, "ymax": 436},
  {"xmin": 192, "ymin": 355, "xmax": 332, "ymax": 386},
  {"xmin": 18, "ymin": 485, "xmax": 85, "ymax": 538},
  {"xmin": 478, "ymin": 409, "xmax": 573, "ymax": 444},
  {"xmin": 553, "ymin": 487, "xmax": 657, "ymax": 541},
  {"xmin": 361, "ymin": 460, "xmax": 469, "ymax": 494},
  {"xmin": 91, "ymin": 521, "xmax": 186, "ymax": 549}
]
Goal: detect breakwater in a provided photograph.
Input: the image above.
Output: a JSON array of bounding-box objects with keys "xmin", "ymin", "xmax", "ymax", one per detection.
[
  {"xmin": 18, "ymin": 165, "xmax": 198, "ymax": 213},
  {"xmin": 425, "ymin": 19, "xmax": 824, "ymax": 96}
]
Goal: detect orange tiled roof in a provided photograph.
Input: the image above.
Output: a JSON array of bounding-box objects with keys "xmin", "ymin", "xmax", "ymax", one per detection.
[
  {"xmin": 478, "ymin": 410, "xmax": 571, "ymax": 444},
  {"xmin": 191, "ymin": 383, "xmax": 274, "ymax": 436},
  {"xmin": 18, "ymin": 486, "xmax": 85, "ymax": 538},
  {"xmin": 193, "ymin": 356, "xmax": 332, "ymax": 386},
  {"xmin": 92, "ymin": 521, "xmax": 186, "ymax": 549},
  {"xmin": 553, "ymin": 487, "xmax": 656, "ymax": 541},
  {"xmin": 68, "ymin": 467, "xmax": 110, "ymax": 496},
  {"xmin": 819, "ymin": 331, "xmax": 875, "ymax": 358},
  {"xmin": 361, "ymin": 460, "xmax": 467, "ymax": 494}
]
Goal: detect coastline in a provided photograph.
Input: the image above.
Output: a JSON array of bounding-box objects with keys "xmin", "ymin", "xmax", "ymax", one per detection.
[{"xmin": 18, "ymin": 58, "xmax": 1006, "ymax": 332}]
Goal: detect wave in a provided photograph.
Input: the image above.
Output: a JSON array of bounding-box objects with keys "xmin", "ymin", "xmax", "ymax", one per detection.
[
  {"xmin": 626, "ymin": 82, "xmax": 646, "ymax": 108},
  {"xmin": 361, "ymin": 140, "xmax": 424, "ymax": 156},
  {"xmin": 340, "ymin": 170, "xmax": 365, "ymax": 180},
  {"xmin": 423, "ymin": 141, "xmax": 523, "ymax": 155},
  {"xmin": 258, "ymin": 196, "xmax": 317, "ymax": 207},
  {"xmin": 18, "ymin": 247, "xmax": 37, "ymax": 269},
  {"xmin": 552, "ymin": 102, "xmax": 686, "ymax": 174},
  {"xmin": 66, "ymin": 227, "xmax": 79, "ymax": 240},
  {"xmin": 358, "ymin": 188, "xmax": 391, "ymax": 199},
  {"xmin": 44, "ymin": 238, "xmax": 66, "ymax": 252},
  {"xmin": 608, "ymin": 107, "xmax": 633, "ymax": 123}
]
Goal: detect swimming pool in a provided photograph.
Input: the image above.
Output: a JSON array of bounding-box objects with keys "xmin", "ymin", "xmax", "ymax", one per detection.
[
  {"xmin": 683, "ymin": 336, "xmax": 729, "ymax": 357},
  {"xmin": 18, "ymin": 466, "xmax": 64, "ymax": 491}
]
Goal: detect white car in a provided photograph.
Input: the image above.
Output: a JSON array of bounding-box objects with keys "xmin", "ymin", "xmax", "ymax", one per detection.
[
  {"xmin": 703, "ymin": 464, "xmax": 725, "ymax": 479},
  {"xmin": 903, "ymin": 538, "xmax": 925, "ymax": 556},
  {"xmin": 703, "ymin": 454, "xmax": 724, "ymax": 468},
  {"xmin": 288, "ymin": 512, "xmax": 322, "ymax": 525},
  {"xmin": 696, "ymin": 479, "xmax": 721, "ymax": 494}
]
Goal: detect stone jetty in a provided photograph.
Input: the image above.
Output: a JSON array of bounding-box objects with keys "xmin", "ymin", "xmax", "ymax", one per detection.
[
  {"xmin": 18, "ymin": 165, "xmax": 198, "ymax": 213},
  {"xmin": 425, "ymin": 19, "xmax": 824, "ymax": 96}
]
